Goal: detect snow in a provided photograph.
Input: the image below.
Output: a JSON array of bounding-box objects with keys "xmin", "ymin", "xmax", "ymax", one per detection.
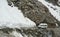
[
  {"xmin": 0, "ymin": 0, "xmax": 60, "ymax": 29},
  {"xmin": 10, "ymin": 30, "xmax": 23, "ymax": 37},
  {"xmin": 38, "ymin": 0, "xmax": 60, "ymax": 21},
  {"xmin": 57, "ymin": 0, "xmax": 60, "ymax": 6},
  {"xmin": 0, "ymin": 0, "xmax": 36, "ymax": 28}
]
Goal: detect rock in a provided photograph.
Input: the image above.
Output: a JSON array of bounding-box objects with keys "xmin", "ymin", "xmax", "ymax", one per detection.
[
  {"xmin": 45, "ymin": 0, "xmax": 60, "ymax": 6},
  {"xmin": 57, "ymin": 0, "xmax": 60, "ymax": 6},
  {"xmin": 0, "ymin": 32, "xmax": 14, "ymax": 37},
  {"xmin": 7, "ymin": 0, "xmax": 60, "ymax": 28},
  {"xmin": 47, "ymin": 28, "xmax": 60, "ymax": 37},
  {"xmin": 0, "ymin": 27, "xmax": 53, "ymax": 37},
  {"xmin": 0, "ymin": 27, "xmax": 60, "ymax": 37},
  {"xmin": 7, "ymin": 0, "xmax": 12, "ymax": 6}
]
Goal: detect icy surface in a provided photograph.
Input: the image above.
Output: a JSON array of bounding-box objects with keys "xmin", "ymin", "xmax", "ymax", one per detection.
[
  {"xmin": 38, "ymin": 0, "xmax": 60, "ymax": 21},
  {"xmin": 0, "ymin": 0, "xmax": 36, "ymax": 28}
]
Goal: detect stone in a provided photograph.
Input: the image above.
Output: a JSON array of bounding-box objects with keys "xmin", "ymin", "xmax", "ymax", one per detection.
[
  {"xmin": 7, "ymin": 0, "xmax": 60, "ymax": 28},
  {"xmin": 45, "ymin": 0, "xmax": 60, "ymax": 6}
]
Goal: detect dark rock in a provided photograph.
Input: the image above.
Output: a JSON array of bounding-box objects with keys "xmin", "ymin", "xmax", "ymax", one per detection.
[
  {"xmin": 0, "ymin": 27, "xmax": 60, "ymax": 37},
  {"xmin": 45, "ymin": 0, "xmax": 60, "ymax": 6},
  {"xmin": 0, "ymin": 28, "xmax": 14, "ymax": 37},
  {"xmin": 47, "ymin": 28, "xmax": 60, "ymax": 37},
  {"xmin": 0, "ymin": 28, "xmax": 13, "ymax": 34},
  {"xmin": 7, "ymin": 0, "xmax": 60, "ymax": 28}
]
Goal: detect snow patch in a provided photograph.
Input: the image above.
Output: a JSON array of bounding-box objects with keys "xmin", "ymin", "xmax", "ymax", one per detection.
[
  {"xmin": 38, "ymin": 0, "xmax": 60, "ymax": 21},
  {"xmin": 0, "ymin": 0, "xmax": 36, "ymax": 28},
  {"xmin": 10, "ymin": 30, "xmax": 23, "ymax": 37}
]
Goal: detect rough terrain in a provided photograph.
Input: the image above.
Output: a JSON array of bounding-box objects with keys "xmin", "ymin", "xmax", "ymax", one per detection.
[{"xmin": 7, "ymin": 0, "xmax": 60, "ymax": 28}]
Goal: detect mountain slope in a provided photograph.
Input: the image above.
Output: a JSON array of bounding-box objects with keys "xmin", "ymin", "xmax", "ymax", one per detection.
[
  {"xmin": 9, "ymin": 0, "xmax": 60, "ymax": 27},
  {"xmin": 0, "ymin": 0, "xmax": 36, "ymax": 28}
]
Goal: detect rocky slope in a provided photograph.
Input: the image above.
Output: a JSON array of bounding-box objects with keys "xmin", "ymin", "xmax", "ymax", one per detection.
[
  {"xmin": 0, "ymin": 0, "xmax": 60, "ymax": 37},
  {"xmin": 7, "ymin": 0, "xmax": 60, "ymax": 28},
  {"xmin": 0, "ymin": 27, "xmax": 60, "ymax": 37},
  {"xmin": 0, "ymin": 27, "xmax": 53, "ymax": 37},
  {"xmin": 45, "ymin": 0, "xmax": 60, "ymax": 6}
]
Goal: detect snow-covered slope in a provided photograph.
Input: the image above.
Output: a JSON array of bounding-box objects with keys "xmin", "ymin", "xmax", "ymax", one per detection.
[
  {"xmin": 0, "ymin": 0, "xmax": 36, "ymax": 28},
  {"xmin": 38, "ymin": 0, "xmax": 60, "ymax": 21},
  {"xmin": 0, "ymin": 0, "xmax": 60, "ymax": 28}
]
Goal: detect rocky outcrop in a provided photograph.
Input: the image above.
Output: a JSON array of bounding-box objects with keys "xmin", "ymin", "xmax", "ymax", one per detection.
[
  {"xmin": 0, "ymin": 31, "xmax": 14, "ymax": 37},
  {"xmin": 0, "ymin": 28, "xmax": 14, "ymax": 37},
  {"xmin": 47, "ymin": 28, "xmax": 60, "ymax": 37},
  {"xmin": 7, "ymin": 0, "xmax": 60, "ymax": 28},
  {"xmin": 0, "ymin": 27, "xmax": 53, "ymax": 37},
  {"xmin": 0, "ymin": 27, "xmax": 60, "ymax": 37},
  {"xmin": 45, "ymin": 0, "xmax": 60, "ymax": 6},
  {"xmin": 0, "ymin": 0, "xmax": 60, "ymax": 37}
]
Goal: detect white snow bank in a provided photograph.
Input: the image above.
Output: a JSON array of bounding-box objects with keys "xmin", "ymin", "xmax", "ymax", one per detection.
[
  {"xmin": 38, "ymin": 0, "xmax": 60, "ymax": 21},
  {"xmin": 0, "ymin": 0, "xmax": 36, "ymax": 28}
]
